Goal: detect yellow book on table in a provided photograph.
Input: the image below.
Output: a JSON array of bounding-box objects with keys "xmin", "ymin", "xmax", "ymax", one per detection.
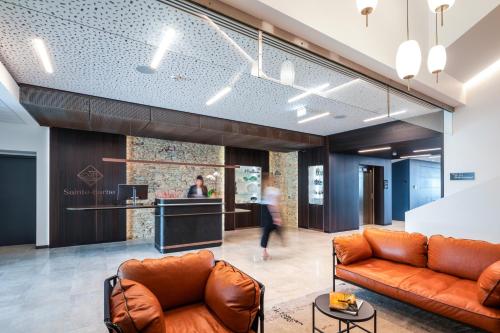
[{"xmin": 329, "ymin": 292, "xmax": 361, "ymax": 315}]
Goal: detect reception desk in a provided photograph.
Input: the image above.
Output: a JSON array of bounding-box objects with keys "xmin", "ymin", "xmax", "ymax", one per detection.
[{"xmin": 155, "ymin": 198, "xmax": 227, "ymax": 253}]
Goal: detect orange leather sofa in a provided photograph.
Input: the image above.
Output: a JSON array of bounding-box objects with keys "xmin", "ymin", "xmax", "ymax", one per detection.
[
  {"xmin": 104, "ymin": 250, "xmax": 264, "ymax": 333},
  {"xmin": 333, "ymin": 229, "xmax": 500, "ymax": 332}
]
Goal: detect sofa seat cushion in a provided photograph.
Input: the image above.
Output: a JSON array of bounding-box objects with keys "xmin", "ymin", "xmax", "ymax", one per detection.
[
  {"xmin": 399, "ymin": 268, "xmax": 460, "ymax": 299},
  {"xmin": 164, "ymin": 303, "xmax": 233, "ymax": 333},
  {"xmin": 337, "ymin": 258, "xmax": 424, "ymax": 289}
]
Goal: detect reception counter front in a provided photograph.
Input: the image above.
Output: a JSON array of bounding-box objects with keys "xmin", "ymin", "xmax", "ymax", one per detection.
[{"xmin": 155, "ymin": 198, "xmax": 226, "ymax": 253}]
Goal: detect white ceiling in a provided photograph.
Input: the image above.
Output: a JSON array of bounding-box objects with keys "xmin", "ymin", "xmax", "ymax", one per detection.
[{"xmin": 0, "ymin": 0, "xmax": 443, "ymax": 135}]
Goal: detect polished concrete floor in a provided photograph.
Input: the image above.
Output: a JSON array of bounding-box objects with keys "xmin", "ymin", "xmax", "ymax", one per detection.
[{"xmin": 0, "ymin": 222, "xmax": 404, "ymax": 333}]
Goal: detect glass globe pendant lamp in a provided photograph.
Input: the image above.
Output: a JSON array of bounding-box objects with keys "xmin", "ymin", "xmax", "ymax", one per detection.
[
  {"xmin": 396, "ymin": 0, "xmax": 421, "ymax": 90},
  {"xmin": 427, "ymin": 14, "xmax": 447, "ymax": 83},
  {"xmin": 427, "ymin": 0, "xmax": 455, "ymax": 26},
  {"xmin": 356, "ymin": 0, "xmax": 378, "ymax": 27}
]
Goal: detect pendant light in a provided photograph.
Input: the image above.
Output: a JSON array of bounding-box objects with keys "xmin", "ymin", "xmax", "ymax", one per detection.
[
  {"xmin": 280, "ymin": 60, "xmax": 295, "ymax": 85},
  {"xmin": 427, "ymin": 0, "xmax": 455, "ymax": 26},
  {"xmin": 395, "ymin": 0, "xmax": 421, "ymax": 90},
  {"xmin": 356, "ymin": 0, "xmax": 378, "ymax": 27},
  {"xmin": 427, "ymin": 13, "xmax": 447, "ymax": 83}
]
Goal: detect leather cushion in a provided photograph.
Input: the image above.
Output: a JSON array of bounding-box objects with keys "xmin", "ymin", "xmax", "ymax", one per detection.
[
  {"xmin": 205, "ymin": 261, "xmax": 260, "ymax": 333},
  {"xmin": 428, "ymin": 235, "xmax": 500, "ymax": 281},
  {"xmin": 363, "ymin": 228, "xmax": 428, "ymax": 267},
  {"xmin": 118, "ymin": 250, "xmax": 215, "ymax": 310},
  {"xmin": 110, "ymin": 278, "xmax": 166, "ymax": 333},
  {"xmin": 164, "ymin": 303, "xmax": 232, "ymax": 333},
  {"xmin": 477, "ymin": 261, "xmax": 500, "ymax": 307},
  {"xmin": 333, "ymin": 233, "xmax": 372, "ymax": 265}
]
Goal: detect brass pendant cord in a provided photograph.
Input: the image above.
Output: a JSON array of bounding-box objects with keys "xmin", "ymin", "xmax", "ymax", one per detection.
[
  {"xmin": 406, "ymin": 0, "xmax": 410, "ymax": 91},
  {"xmin": 435, "ymin": 12, "xmax": 439, "ymax": 83}
]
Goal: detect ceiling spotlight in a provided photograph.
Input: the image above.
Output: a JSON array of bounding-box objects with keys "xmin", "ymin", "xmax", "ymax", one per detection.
[
  {"xmin": 150, "ymin": 28, "xmax": 176, "ymax": 70},
  {"xmin": 280, "ymin": 60, "xmax": 295, "ymax": 86},
  {"xmin": 427, "ymin": 0, "xmax": 455, "ymax": 26},
  {"xmin": 400, "ymin": 154, "xmax": 432, "ymax": 159},
  {"xmin": 358, "ymin": 147, "xmax": 391, "ymax": 153},
  {"xmin": 298, "ymin": 112, "xmax": 330, "ymax": 124},
  {"xmin": 32, "ymin": 38, "xmax": 54, "ymax": 74},
  {"xmin": 296, "ymin": 106, "xmax": 307, "ymax": 117},
  {"xmin": 206, "ymin": 86, "xmax": 232, "ymax": 106},
  {"xmin": 413, "ymin": 148, "xmax": 441, "ymax": 153},
  {"xmin": 396, "ymin": 0, "xmax": 421, "ymax": 90},
  {"xmin": 356, "ymin": 0, "xmax": 378, "ymax": 27},
  {"xmin": 363, "ymin": 110, "xmax": 407, "ymax": 122},
  {"xmin": 288, "ymin": 83, "xmax": 330, "ymax": 103}
]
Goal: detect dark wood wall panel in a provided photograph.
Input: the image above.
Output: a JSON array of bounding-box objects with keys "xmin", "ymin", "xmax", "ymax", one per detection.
[
  {"xmin": 224, "ymin": 147, "xmax": 269, "ymax": 231},
  {"xmin": 327, "ymin": 153, "xmax": 392, "ymax": 232},
  {"xmin": 50, "ymin": 128, "xmax": 126, "ymax": 247},
  {"xmin": 298, "ymin": 147, "xmax": 327, "ymax": 231}
]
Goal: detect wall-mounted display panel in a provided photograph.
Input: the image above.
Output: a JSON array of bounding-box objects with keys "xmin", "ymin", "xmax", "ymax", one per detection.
[
  {"xmin": 308, "ymin": 165, "xmax": 323, "ymax": 205},
  {"xmin": 235, "ymin": 165, "xmax": 261, "ymax": 203}
]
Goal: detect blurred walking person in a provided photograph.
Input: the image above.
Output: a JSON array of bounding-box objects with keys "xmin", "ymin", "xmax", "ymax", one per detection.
[{"xmin": 260, "ymin": 173, "xmax": 283, "ymax": 260}]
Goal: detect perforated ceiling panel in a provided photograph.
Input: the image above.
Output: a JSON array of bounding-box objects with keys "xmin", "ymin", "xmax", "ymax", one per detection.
[{"xmin": 0, "ymin": 0, "xmax": 443, "ymax": 135}]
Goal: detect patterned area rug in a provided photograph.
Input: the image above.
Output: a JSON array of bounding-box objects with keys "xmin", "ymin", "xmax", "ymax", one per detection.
[{"xmin": 264, "ymin": 282, "xmax": 484, "ymax": 333}]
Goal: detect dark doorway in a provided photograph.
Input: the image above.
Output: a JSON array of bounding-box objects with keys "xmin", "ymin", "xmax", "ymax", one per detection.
[
  {"xmin": 0, "ymin": 154, "xmax": 36, "ymax": 246},
  {"xmin": 359, "ymin": 165, "xmax": 384, "ymax": 226}
]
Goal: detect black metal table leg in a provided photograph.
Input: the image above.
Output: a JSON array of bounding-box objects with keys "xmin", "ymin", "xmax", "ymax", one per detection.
[
  {"xmin": 374, "ymin": 310, "xmax": 377, "ymax": 333},
  {"xmin": 312, "ymin": 302, "xmax": 315, "ymax": 333},
  {"xmin": 347, "ymin": 321, "xmax": 350, "ymax": 332}
]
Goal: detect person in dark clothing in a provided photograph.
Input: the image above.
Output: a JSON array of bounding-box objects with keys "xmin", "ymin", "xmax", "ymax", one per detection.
[
  {"xmin": 260, "ymin": 173, "xmax": 283, "ymax": 260},
  {"xmin": 187, "ymin": 175, "xmax": 208, "ymax": 198}
]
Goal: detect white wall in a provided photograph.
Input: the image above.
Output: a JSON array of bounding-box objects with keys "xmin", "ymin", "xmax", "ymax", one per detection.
[
  {"xmin": 0, "ymin": 122, "xmax": 50, "ymax": 246},
  {"xmin": 444, "ymin": 69, "xmax": 500, "ymax": 195},
  {"xmin": 406, "ymin": 176, "xmax": 500, "ymax": 243},
  {"xmin": 406, "ymin": 61, "xmax": 500, "ymax": 242}
]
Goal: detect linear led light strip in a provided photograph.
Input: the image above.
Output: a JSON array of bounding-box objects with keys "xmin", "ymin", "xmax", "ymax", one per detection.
[
  {"xmin": 413, "ymin": 147, "xmax": 441, "ymax": 153},
  {"xmin": 321, "ymin": 79, "xmax": 360, "ymax": 95},
  {"xmin": 32, "ymin": 38, "xmax": 54, "ymax": 73},
  {"xmin": 150, "ymin": 28, "xmax": 176, "ymax": 70},
  {"xmin": 297, "ymin": 112, "xmax": 330, "ymax": 124},
  {"xmin": 400, "ymin": 154, "xmax": 431, "ymax": 159},
  {"xmin": 363, "ymin": 110, "xmax": 407, "ymax": 122},
  {"xmin": 206, "ymin": 87, "xmax": 232, "ymax": 106},
  {"xmin": 358, "ymin": 147, "xmax": 391, "ymax": 153},
  {"xmin": 464, "ymin": 58, "xmax": 500, "ymax": 90},
  {"xmin": 288, "ymin": 83, "xmax": 330, "ymax": 103}
]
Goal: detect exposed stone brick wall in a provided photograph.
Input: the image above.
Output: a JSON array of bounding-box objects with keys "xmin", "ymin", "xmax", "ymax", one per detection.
[
  {"xmin": 269, "ymin": 151, "xmax": 298, "ymax": 228},
  {"xmin": 126, "ymin": 136, "xmax": 224, "ymax": 239}
]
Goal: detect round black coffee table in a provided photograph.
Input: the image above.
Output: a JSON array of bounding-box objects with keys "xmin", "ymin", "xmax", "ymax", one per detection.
[{"xmin": 312, "ymin": 294, "xmax": 376, "ymax": 333}]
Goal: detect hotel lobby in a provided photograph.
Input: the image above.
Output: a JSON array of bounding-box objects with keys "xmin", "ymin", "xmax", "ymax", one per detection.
[{"xmin": 0, "ymin": 0, "xmax": 499, "ymax": 332}]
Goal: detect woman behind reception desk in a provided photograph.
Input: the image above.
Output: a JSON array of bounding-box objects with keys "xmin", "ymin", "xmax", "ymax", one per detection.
[{"xmin": 187, "ymin": 175, "xmax": 208, "ymax": 198}]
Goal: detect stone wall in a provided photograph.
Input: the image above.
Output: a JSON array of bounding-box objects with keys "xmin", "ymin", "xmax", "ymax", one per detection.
[
  {"xmin": 126, "ymin": 136, "xmax": 224, "ymax": 239},
  {"xmin": 269, "ymin": 151, "xmax": 298, "ymax": 227}
]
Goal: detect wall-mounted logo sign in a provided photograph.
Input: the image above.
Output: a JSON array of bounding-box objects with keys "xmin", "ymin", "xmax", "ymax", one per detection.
[
  {"xmin": 77, "ymin": 165, "xmax": 104, "ymax": 186},
  {"xmin": 450, "ymin": 172, "xmax": 475, "ymax": 181},
  {"xmin": 158, "ymin": 145, "xmax": 177, "ymax": 158}
]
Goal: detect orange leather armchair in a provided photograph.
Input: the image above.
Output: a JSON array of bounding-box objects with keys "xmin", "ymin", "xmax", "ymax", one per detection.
[{"xmin": 104, "ymin": 250, "xmax": 264, "ymax": 333}]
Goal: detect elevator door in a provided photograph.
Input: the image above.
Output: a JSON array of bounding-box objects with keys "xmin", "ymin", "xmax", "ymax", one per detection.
[{"xmin": 359, "ymin": 166, "xmax": 375, "ymax": 226}]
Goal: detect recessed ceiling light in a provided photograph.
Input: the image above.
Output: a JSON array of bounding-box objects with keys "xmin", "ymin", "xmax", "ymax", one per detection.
[
  {"xmin": 464, "ymin": 58, "xmax": 500, "ymax": 90},
  {"xmin": 358, "ymin": 147, "xmax": 391, "ymax": 153},
  {"xmin": 428, "ymin": 155, "xmax": 441, "ymax": 158},
  {"xmin": 400, "ymin": 154, "xmax": 431, "ymax": 159},
  {"xmin": 288, "ymin": 83, "xmax": 330, "ymax": 103},
  {"xmin": 296, "ymin": 106, "xmax": 307, "ymax": 117},
  {"xmin": 333, "ymin": 115, "xmax": 347, "ymax": 119},
  {"xmin": 363, "ymin": 110, "xmax": 407, "ymax": 122},
  {"xmin": 32, "ymin": 38, "xmax": 53, "ymax": 74},
  {"xmin": 413, "ymin": 147, "xmax": 441, "ymax": 153},
  {"xmin": 150, "ymin": 28, "xmax": 176, "ymax": 70},
  {"xmin": 297, "ymin": 112, "xmax": 330, "ymax": 124},
  {"xmin": 136, "ymin": 65, "xmax": 156, "ymax": 74},
  {"xmin": 206, "ymin": 86, "xmax": 232, "ymax": 106}
]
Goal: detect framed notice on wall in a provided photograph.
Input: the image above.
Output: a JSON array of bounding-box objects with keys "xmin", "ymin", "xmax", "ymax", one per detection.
[
  {"xmin": 308, "ymin": 165, "xmax": 324, "ymax": 205},
  {"xmin": 235, "ymin": 166, "xmax": 262, "ymax": 204}
]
